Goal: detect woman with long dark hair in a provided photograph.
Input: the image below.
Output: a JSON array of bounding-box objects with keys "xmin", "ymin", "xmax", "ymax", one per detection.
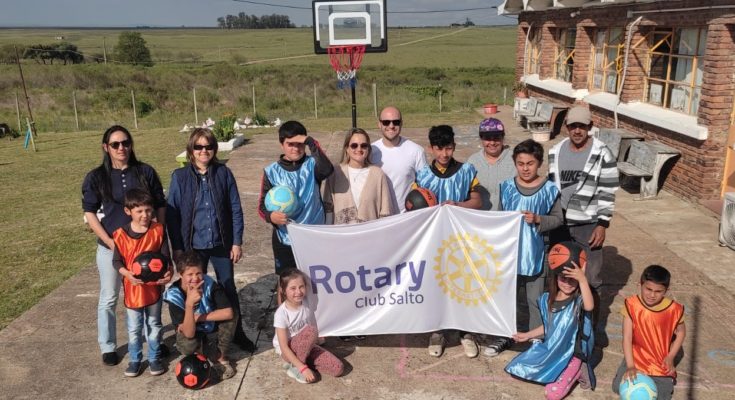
[
  {"xmin": 166, "ymin": 128, "xmax": 255, "ymax": 352},
  {"xmin": 81, "ymin": 125, "xmax": 166, "ymax": 366}
]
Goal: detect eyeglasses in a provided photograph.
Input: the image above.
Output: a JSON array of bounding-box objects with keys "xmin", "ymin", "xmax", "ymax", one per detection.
[
  {"xmin": 349, "ymin": 143, "xmax": 370, "ymax": 150},
  {"xmin": 380, "ymin": 119, "xmax": 402, "ymax": 127},
  {"xmin": 108, "ymin": 140, "xmax": 131, "ymax": 150},
  {"xmin": 566, "ymin": 123, "xmax": 588, "ymax": 130},
  {"xmin": 193, "ymin": 144, "xmax": 214, "ymax": 151}
]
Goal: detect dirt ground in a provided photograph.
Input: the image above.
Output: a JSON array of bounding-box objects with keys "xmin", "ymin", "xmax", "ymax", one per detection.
[{"xmin": 1, "ymin": 106, "xmax": 734, "ymax": 399}]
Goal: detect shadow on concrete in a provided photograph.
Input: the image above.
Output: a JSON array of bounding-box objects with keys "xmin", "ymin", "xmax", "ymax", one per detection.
[{"xmin": 594, "ymin": 245, "xmax": 633, "ymax": 366}]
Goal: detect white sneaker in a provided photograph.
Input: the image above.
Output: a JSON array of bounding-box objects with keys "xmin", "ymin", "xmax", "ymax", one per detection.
[
  {"xmin": 460, "ymin": 334, "xmax": 478, "ymax": 358},
  {"xmin": 286, "ymin": 365, "xmax": 308, "ymax": 384},
  {"xmin": 428, "ymin": 332, "xmax": 446, "ymax": 357}
]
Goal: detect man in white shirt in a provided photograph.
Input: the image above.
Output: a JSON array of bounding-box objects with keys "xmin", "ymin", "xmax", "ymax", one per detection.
[{"xmin": 370, "ymin": 106, "xmax": 427, "ymax": 213}]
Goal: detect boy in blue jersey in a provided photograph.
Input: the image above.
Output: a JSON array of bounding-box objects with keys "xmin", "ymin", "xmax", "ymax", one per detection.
[
  {"xmin": 257, "ymin": 121, "xmax": 334, "ymax": 289},
  {"xmin": 416, "ymin": 125, "xmax": 483, "ymax": 358}
]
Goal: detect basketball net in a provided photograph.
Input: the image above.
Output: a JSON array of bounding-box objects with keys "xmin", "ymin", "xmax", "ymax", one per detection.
[{"xmin": 328, "ymin": 45, "xmax": 365, "ymax": 89}]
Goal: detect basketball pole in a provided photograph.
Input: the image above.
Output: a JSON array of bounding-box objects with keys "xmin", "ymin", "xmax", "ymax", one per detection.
[{"xmin": 350, "ymin": 57, "xmax": 357, "ymax": 129}]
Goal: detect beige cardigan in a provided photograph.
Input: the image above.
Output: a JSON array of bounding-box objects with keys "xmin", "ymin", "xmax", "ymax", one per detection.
[{"xmin": 322, "ymin": 164, "xmax": 396, "ymax": 224}]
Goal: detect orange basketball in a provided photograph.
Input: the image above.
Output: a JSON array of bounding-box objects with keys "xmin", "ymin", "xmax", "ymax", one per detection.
[
  {"xmin": 548, "ymin": 241, "xmax": 587, "ymax": 272},
  {"xmin": 405, "ymin": 187, "xmax": 438, "ymax": 211}
]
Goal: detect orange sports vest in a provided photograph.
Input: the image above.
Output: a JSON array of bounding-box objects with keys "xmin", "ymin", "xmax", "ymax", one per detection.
[
  {"xmin": 113, "ymin": 222, "xmax": 165, "ymax": 309},
  {"xmin": 625, "ymin": 295, "xmax": 684, "ymax": 377}
]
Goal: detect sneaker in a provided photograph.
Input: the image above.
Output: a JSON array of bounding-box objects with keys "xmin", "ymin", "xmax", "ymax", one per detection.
[
  {"xmin": 149, "ymin": 360, "xmax": 165, "ymax": 376},
  {"xmin": 159, "ymin": 343, "xmax": 170, "ymax": 358},
  {"xmin": 428, "ymin": 332, "xmax": 446, "ymax": 357},
  {"xmin": 460, "ymin": 334, "xmax": 479, "ymax": 358},
  {"xmin": 530, "ymin": 338, "xmax": 543, "ymax": 345},
  {"xmin": 124, "ymin": 362, "xmax": 142, "ymax": 377},
  {"xmin": 286, "ymin": 365, "xmax": 308, "ymax": 384},
  {"xmin": 214, "ymin": 362, "xmax": 236, "ymax": 380},
  {"xmin": 339, "ymin": 335, "xmax": 367, "ymax": 342},
  {"xmin": 483, "ymin": 337, "xmax": 513, "ymax": 357},
  {"xmin": 102, "ymin": 352, "xmax": 119, "ymax": 366},
  {"xmin": 233, "ymin": 332, "xmax": 256, "ymax": 353}
]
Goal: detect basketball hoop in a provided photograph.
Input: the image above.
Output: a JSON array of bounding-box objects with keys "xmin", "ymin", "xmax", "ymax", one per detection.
[{"xmin": 328, "ymin": 45, "xmax": 365, "ymax": 89}]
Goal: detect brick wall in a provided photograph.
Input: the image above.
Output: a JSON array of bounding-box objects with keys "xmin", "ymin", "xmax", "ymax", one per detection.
[{"xmin": 515, "ymin": 1, "xmax": 735, "ymax": 202}]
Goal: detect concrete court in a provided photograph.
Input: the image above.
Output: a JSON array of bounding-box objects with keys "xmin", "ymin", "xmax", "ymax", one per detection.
[{"xmin": 1, "ymin": 106, "xmax": 735, "ymax": 399}]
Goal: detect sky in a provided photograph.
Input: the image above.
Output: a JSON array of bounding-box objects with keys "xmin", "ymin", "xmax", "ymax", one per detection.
[{"xmin": 0, "ymin": 0, "xmax": 514, "ymax": 28}]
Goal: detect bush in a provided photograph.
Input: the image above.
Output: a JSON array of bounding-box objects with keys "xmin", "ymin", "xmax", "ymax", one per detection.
[{"xmin": 212, "ymin": 113, "xmax": 236, "ymax": 142}]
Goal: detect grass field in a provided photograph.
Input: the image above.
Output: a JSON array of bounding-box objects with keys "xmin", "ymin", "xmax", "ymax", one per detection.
[
  {"xmin": 0, "ymin": 27, "xmax": 517, "ymax": 133},
  {"xmin": 0, "ymin": 26, "xmax": 517, "ymax": 329}
]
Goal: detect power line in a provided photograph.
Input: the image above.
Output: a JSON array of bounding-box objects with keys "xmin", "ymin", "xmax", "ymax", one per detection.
[{"xmin": 230, "ymin": 0, "xmax": 497, "ymax": 14}]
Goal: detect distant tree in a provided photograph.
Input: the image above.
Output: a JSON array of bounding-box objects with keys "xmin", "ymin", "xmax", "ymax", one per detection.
[
  {"xmin": 216, "ymin": 13, "xmax": 295, "ymax": 29},
  {"xmin": 113, "ymin": 31, "xmax": 153, "ymax": 66},
  {"xmin": 55, "ymin": 42, "xmax": 84, "ymax": 64}
]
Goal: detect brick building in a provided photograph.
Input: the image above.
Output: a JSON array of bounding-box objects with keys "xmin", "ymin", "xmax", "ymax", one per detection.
[{"xmin": 499, "ymin": 0, "xmax": 735, "ymax": 204}]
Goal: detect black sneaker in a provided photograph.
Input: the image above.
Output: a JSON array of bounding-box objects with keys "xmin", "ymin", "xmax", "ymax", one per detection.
[
  {"xmin": 124, "ymin": 362, "xmax": 142, "ymax": 377},
  {"xmin": 339, "ymin": 336, "xmax": 366, "ymax": 342},
  {"xmin": 102, "ymin": 352, "xmax": 119, "ymax": 366},
  {"xmin": 159, "ymin": 343, "xmax": 170, "ymax": 358},
  {"xmin": 483, "ymin": 337, "xmax": 513, "ymax": 357},
  {"xmin": 233, "ymin": 332, "xmax": 256, "ymax": 352}
]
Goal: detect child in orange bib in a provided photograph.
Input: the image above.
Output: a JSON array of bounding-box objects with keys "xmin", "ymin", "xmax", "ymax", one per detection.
[{"xmin": 612, "ymin": 265, "xmax": 685, "ymax": 400}]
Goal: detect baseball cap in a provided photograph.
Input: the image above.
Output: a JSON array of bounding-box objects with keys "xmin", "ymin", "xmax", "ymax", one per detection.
[
  {"xmin": 479, "ymin": 118, "xmax": 505, "ymax": 137},
  {"xmin": 565, "ymin": 106, "xmax": 592, "ymax": 125}
]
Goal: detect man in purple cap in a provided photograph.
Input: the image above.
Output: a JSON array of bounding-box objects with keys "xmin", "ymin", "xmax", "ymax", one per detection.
[
  {"xmin": 468, "ymin": 118, "xmax": 517, "ymax": 211},
  {"xmin": 548, "ymin": 105, "xmax": 618, "ymax": 338}
]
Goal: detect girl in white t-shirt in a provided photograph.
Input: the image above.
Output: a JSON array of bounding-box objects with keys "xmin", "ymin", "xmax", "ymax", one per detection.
[{"xmin": 273, "ymin": 268, "xmax": 344, "ymax": 383}]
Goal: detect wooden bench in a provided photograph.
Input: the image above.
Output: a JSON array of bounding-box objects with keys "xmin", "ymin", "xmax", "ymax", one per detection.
[
  {"xmin": 596, "ymin": 128, "xmax": 644, "ymax": 161},
  {"xmin": 618, "ymin": 140, "xmax": 680, "ymax": 200}
]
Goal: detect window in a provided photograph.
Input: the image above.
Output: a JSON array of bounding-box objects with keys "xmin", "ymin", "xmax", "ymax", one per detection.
[
  {"xmin": 524, "ymin": 27, "xmax": 541, "ymax": 75},
  {"xmin": 641, "ymin": 27, "xmax": 706, "ymax": 115},
  {"xmin": 554, "ymin": 28, "xmax": 576, "ymax": 82},
  {"xmin": 590, "ymin": 28, "xmax": 624, "ymax": 93}
]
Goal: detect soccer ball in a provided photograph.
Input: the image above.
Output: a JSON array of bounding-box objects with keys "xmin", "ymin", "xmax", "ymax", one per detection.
[
  {"xmin": 131, "ymin": 252, "xmax": 167, "ymax": 283},
  {"xmin": 265, "ymin": 185, "xmax": 300, "ymax": 217},
  {"xmin": 175, "ymin": 353, "xmax": 211, "ymax": 390},
  {"xmin": 619, "ymin": 373, "xmax": 658, "ymax": 400}
]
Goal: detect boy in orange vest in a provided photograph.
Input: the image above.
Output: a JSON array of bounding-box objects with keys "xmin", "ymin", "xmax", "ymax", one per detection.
[
  {"xmin": 113, "ymin": 188, "xmax": 172, "ymax": 377},
  {"xmin": 612, "ymin": 265, "xmax": 686, "ymax": 400}
]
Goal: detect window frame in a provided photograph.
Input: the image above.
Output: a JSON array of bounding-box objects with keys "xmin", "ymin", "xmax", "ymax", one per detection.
[
  {"xmin": 524, "ymin": 27, "xmax": 541, "ymax": 76},
  {"xmin": 590, "ymin": 27, "xmax": 625, "ymax": 94},
  {"xmin": 554, "ymin": 28, "xmax": 577, "ymax": 82}
]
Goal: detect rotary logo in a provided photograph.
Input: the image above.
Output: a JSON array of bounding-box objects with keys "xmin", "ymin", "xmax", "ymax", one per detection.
[{"xmin": 433, "ymin": 233, "xmax": 502, "ymax": 306}]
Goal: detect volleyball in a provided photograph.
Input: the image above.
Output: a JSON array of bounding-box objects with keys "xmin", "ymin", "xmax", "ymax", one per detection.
[
  {"xmin": 265, "ymin": 185, "xmax": 300, "ymax": 216},
  {"xmin": 619, "ymin": 373, "xmax": 658, "ymax": 400}
]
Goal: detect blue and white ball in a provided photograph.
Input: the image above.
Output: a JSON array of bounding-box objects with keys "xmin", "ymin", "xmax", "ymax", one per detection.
[
  {"xmin": 619, "ymin": 373, "xmax": 658, "ymax": 400},
  {"xmin": 265, "ymin": 185, "xmax": 300, "ymax": 217}
]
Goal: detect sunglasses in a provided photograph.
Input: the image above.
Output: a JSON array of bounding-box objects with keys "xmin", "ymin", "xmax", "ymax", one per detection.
[
  {"xmin": 193, "ymin": 144, "xmax": 214, "ymax": 151},
  {"xmin": 108, "ymin": 140, "xmax": 131, "ymax": 150},
  {"xmin": 349, "ymin": 143, "xmax": 370, "ymax": 150},
  {"xmin": 380, "ymin": 119, "xmax": 402, "ymax": 127}
]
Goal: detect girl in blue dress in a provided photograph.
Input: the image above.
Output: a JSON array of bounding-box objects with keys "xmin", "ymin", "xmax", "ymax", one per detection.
[{"xmin": 505, "ymin": 241, "xmax": 596, "ymax": 400}]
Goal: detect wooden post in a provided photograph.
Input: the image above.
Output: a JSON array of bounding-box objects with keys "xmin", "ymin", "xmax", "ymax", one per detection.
[
  {"xmin": 193, "ymin": 88, "xmax": 198, "ymax": 125},
  {"xmin": 503, "ymin": 87, "xmax": 507, "ymax": 105},
  {"xmin": 438, "ymin": 85, "xmax": 443, "ymax": 113},
  {"xmin": 25, "ymin": 118, "xmax": 37, "ymax": 152},
  {"xmin": 73, "ymin": 91, "xmax": 80, "ymax": 131},
  {"xmin": 252, "ymin": 85, "xmax": 256, "ymax": 115},
  {"xmin": 103, "ymin": 37, "xmax": 107, "ymax": 64},
  {"xmin": 15, "ymin": 90, "xmax": 22, "ymax": 133},
  {"xmin": 313, "ymin": 83, "xmax": 318, "ymax": 119},
  {"xmin": 131, "ymin": 90, "xmax": 138, "ymax": 129},
  {"xmin": 15, "ymin": 46, "xmax": 37, "ymax": 138},
  {"xmin": 372, "ymin": 82, "xmax": 378, "ymax": 118}
]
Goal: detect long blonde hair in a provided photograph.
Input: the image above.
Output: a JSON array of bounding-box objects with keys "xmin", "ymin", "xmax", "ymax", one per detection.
[{"xmin": 339, "ymin": 128, "xmax": 373, "ymax": 166}]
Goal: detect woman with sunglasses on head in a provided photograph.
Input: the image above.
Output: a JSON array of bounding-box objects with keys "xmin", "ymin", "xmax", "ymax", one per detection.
[
  {"xmin": 322, "ymin": 128, "xmax": 396, "ymax": 225},
  {"xmin": 82, "ymin": 125, "xmax": 167, "ymax": 367},
  {"xmin": 322, "ymin": 128, "xmax": 396, "ymax": 342},
  {"xmin": 166, "ymin": 128, "xmax": 256, "ymax": 353}
]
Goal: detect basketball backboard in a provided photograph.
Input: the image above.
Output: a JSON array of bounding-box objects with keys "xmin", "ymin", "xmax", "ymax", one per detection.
[{"xmin": 312, "ymin": 0, "xmax": 388, "ymax": 54}]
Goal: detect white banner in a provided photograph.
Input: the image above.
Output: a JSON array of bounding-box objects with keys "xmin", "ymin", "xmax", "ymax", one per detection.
[{"xmin": 288, "ymin": 206, "xmax": 521, "ymax": 337}]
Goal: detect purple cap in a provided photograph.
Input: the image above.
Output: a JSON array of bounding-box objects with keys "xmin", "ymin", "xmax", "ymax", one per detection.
[{"xmin": 479, "ymin": 118, "xmax": 505, "ymax": 135}]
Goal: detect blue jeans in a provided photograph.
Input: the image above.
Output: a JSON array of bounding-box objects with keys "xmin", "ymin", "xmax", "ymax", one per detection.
[
  {"xmin": 125, "ymin": 299, "xmax": 163, "ymax": 363},
  {"xmin": 96, "ymin": 244, "xmax": 120, "ymax": 353},
  {"xmin": 195, "ymin": 247, "xmax": 243, "ymax": 332}
]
